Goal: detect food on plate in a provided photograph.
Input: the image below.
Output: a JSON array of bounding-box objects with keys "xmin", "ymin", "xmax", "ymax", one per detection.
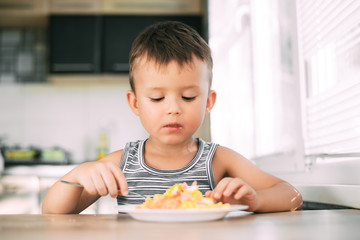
[{"xmin": 136, "ymin": 181, "xmax": 229, "ymax": 209}]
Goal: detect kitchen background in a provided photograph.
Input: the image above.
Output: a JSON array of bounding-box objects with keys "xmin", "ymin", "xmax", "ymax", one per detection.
[
  {"xmin": 0, "ymin": 0, "xmax": 211, "ymax": 214},
  {"xmin": 1, "ymin": 0, "xmax": 360, "ymax": 214}
]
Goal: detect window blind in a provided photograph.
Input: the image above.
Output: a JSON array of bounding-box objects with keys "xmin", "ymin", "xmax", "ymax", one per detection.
[{"xmin": 297, "ymin": 0, "xmax": 360, "ymax": 158}]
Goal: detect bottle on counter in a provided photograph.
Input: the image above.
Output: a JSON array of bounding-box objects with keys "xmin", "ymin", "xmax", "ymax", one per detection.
[{"xmin": 96, "ymin": 131, "xmax": 108, "ymax": 160}]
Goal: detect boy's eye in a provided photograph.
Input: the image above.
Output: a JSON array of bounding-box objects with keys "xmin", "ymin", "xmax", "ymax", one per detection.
[
  {"xmin": 150, "ymin": 97, "xmax": 164, "ymax": 102},
  {"xmin": 182, "ymin": 96, "xmax": 196, "ymax": 101}
]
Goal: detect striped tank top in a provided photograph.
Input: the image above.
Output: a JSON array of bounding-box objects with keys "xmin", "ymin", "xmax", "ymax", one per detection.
[{"xmin": 117, "ymin": 138, "xmax": 218, "ymax": 205}]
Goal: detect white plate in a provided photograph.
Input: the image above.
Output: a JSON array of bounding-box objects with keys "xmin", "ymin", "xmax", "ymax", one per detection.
[{"xmin": 116, "ymin": 205, "xmax": 248, "ymax": 222}]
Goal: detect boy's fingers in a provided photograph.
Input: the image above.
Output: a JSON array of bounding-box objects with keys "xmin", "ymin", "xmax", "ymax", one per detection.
[
  {"xmin": 91, "ymin": 174, "xmax": 108, "ymax": 196},
  {"xmin": 235, "ymin": 185, "xmax": 254, "ymax": 200},
  {"xmin": 223, "ymin": 178, "xmax": 244, "ymax": 197},
  {"xmin": 101, "ymin": 171, "xmax": 119, "ymax": 198},
  {"xmin": 82, "ymin": 180, "xmax": 97, "ymax": 195},
  {"xmin": 108, "ymin": 162, "xmax": 128, "ymax": 196},
  {"xmin": 211, "ymin": 177, "xmax": 232, "ymax": 200},
  {"xmin": 83, "ymin": 177, "xmax": 101, "ymax": 196},
  {"xmin": 234, "ymin": 187, "xmax": 247, "ymax": 200},
  {"xmin": 205, "ymin": 191, "xmax": 212, "ymax": 198}
]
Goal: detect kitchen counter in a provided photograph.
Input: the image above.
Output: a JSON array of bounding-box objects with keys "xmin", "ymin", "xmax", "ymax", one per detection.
[
  {"xmin": 0, "ymin": 165, "xmax": 117, "ymax": 214},
  {"xmin": 0, "ymin": 210, "xmax": 359, "ymax": 240},
  {"xmin": 4, "ymin": 164, "xmax": 76, "ymax": 178},
  {"xmin": 0, "ymin": 164, "xmax": 75, "ymax": 214},
  {"xmin": 0, "ymin": 174, "xmax": 115, "ymax": 215}
]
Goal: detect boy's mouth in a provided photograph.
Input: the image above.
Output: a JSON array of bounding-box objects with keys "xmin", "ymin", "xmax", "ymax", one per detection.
[{"xmin": 164, "ymin": 123, "xmax": 182, "ymax": 131}]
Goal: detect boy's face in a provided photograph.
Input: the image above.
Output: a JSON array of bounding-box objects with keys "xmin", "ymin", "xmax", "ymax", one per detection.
[{"xmin": 127, "ymin": 56, "xmax": 216, "ymax": 145}]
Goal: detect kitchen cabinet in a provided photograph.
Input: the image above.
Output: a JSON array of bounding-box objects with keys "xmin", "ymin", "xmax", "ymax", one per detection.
[
  {"xmin": 102, "ymin": 15, "xmax": 203, "ymax": 73},
  {"xmin": 49, "ymin": 14, "xmax": 204, "ymax": 74},
  {"xmin": 0, "ymin": 0, "xmax": 48, "ymax": 27},
  {"xmin": 49, "ymin": 15, "xmax": 102, "ymax": 73},
  {"xmin": 0, "ymin": 27, "xmax": 47, "ymax": 83},
  {"xmin": 47, "ymin": 0, "xmax": 205, "ymax": 74},
  {"xmin": 102, "ymin": 0, "xmax": 203, "ymax": 15},
  {"xmin": 0, "ymin": 0, "xmax": 48, "ymax": 16},
  {"xmin": 49, "ymin": 0, "xmax": 101, "ymax": 14}
]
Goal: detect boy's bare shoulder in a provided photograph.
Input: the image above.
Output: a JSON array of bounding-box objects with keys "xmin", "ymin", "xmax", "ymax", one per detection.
[
  {"xmin": 99, "ymin": 149, "xmax": 124, "ymax": 165},
  {"xmin": 212, "ymin": 145, "xmax": 257, "ymax": 174},
  {"xmin": 213, "ymin": 145, "xmax": 283, "ymax": 189},
  {"xmin": 211, "ymin": 145, "xmax": 254, "ymax": 184},
  {"xmin": 214, "ymin": 145, "xmax": 250, "ymax": 164}
]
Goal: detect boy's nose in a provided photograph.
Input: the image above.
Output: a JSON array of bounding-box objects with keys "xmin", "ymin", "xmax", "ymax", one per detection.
[{"xmin": 167, "ymin": 100, "xmax": 181, "ymax": 115}]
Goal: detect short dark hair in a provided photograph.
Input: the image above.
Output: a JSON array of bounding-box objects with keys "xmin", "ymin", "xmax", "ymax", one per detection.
[{"xmin": 129, "ymin": 21, "xmax": 213, "ymax": 91}]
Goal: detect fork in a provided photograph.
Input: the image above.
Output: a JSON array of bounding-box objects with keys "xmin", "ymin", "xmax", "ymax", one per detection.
[
  {"xmin": 60, "ymin": 180, "xmax": 147, "ymax": 198},
  {"xmin": 127, "ymin": 191, "xmax": 147, "ymax": 198}
]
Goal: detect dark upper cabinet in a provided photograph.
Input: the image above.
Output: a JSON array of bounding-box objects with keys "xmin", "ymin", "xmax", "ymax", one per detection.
[
  {"xmin": 49, "ymin": 15, "xmax": 101, "ymax": 73},
  {"xmin": 49, "ymin": 15, "xmax": 203, "ymax": 74},
  {"xmin": 102, "ymin": 15, "xmax": 203, "ymax": 73}
]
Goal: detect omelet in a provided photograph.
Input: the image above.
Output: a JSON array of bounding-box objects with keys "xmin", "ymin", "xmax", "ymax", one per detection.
[{"xmin": 136, "ymin": 181, "xmax": 229, "ymax": 209}]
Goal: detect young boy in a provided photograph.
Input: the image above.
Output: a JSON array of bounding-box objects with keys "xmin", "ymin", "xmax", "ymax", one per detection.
[{"xmin": 42, "ymin": 21, "xmax": 302, "ymax": 214}]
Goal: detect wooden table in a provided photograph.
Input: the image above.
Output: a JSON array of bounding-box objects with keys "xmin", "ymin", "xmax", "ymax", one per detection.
[{"xmin": 1, "ymin": 210, "xmax": 359, "ymax": 240}]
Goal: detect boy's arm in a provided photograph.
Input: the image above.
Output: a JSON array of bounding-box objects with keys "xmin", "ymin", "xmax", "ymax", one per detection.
[
  {"xmin": 208, "ymin": 146, "xmax": 302, "ymax": 212},
  {"xmin": 42, "ymin": 150, "xmax": 127, "ymax": 214},
  {"xmin": 41, "ymin": 177, "xmax": 99, "ymax": 214},
  {"xmin": 253, "ymin": 181, "xmax": 302, "ymax": 212}
]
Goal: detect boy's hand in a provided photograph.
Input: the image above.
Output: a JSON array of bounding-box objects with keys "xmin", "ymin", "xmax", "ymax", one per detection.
[
  {"xmin": 205, "ymin": 177, "xmax": 258, "ymax": 211},
  {"xmin": 65, "ymin": 160, "xmax": 128, "ymax": 198}
]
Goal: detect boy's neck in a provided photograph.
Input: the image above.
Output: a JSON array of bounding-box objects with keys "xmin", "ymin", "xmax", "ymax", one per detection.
[{"xmin": 143, "ymin": 137, "xmax": 199, "ymax": 170}]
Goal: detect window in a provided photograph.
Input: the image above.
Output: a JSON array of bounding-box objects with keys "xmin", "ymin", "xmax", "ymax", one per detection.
[
  {"xmin": 209, "ymin": 0, "xmax": 303, "ymax": 172},
  {"xmin": 297, "ymin": 0, "xmax": 360, "ymax": 162},
  {"xmin": 209, "ymin": 0, "xmax": 255, "ymax": 159},
  {"xmin": 209, "ymin": 0, "xmax": 360, "ymax": 173}
]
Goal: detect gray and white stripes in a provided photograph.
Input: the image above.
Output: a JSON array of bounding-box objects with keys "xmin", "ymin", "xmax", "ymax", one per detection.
[{"xmin": 117, "ymin": 138, "xmax": 218, "ymax": 205}]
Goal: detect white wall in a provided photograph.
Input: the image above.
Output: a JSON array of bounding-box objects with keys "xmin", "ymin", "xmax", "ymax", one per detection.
[{"xmin": 0, "ymin": 78, "xmax": 148, "ymax": 163}]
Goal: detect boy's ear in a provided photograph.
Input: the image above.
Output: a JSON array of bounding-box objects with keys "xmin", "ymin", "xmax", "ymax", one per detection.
[
  {"xmin": 126, "ymin": 90, "xmax": 140, "ymax": 116},
  {"xmin": 205, "ymin": 90, "xmax": 217, "ymax": 113}
]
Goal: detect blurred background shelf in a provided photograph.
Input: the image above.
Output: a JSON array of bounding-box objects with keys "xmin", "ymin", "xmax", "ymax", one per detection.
[{"xmin": 0, "ymin": 164, "xmax": 116, "ymax": 214}]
